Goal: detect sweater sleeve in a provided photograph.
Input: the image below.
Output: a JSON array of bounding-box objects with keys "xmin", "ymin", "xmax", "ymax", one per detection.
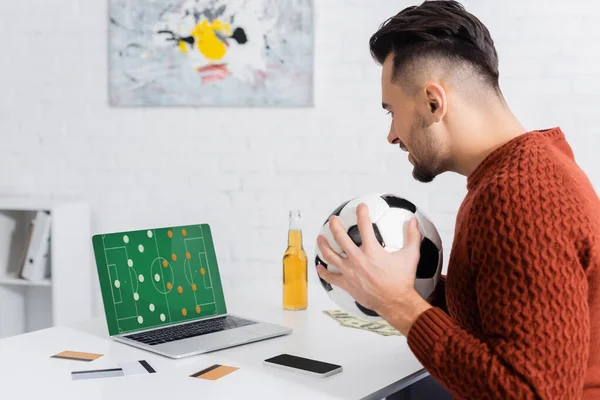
[{"xmin": 406, "ymin": 191, "xmax": 590, "ymax": 400}]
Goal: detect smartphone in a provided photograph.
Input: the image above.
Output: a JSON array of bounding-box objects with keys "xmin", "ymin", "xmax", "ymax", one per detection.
[{"xmin": 263, "ymin": 354, "xmax": 343, "ymax": 378}]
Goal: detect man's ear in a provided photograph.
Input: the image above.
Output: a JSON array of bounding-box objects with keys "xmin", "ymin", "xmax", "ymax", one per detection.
[{"xmin": 423, "ymin": 82, "xmax": 446, "ymax": 123}]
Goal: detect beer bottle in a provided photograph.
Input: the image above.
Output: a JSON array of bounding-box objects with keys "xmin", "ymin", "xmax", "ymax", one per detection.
[{"xmin": 282, "ymin": 210, "xmax": 308, "ymax": 310}]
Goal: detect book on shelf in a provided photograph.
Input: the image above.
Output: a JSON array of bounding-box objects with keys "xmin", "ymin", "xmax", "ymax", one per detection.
[{"xmin": 18, "ymin": 210, "xmax": 51, "ymax": 282}]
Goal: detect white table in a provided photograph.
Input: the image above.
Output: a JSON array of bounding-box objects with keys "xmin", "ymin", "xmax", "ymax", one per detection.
[{"xmin": 0, "ymin": 280, "xmax": 427, "ymax": 399}]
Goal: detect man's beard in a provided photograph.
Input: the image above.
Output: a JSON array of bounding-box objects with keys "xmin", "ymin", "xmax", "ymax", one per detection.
[
  {"xmin": 409, "ymin": 116, "xmax": 438, "ymax": 183},
  {"xmin": 412, "ymin": 160, "xmax": 436, "ymax": 183}
]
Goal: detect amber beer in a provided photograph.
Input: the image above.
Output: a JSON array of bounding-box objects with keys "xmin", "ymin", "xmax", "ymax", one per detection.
[{"xmin": 282, "ymin": 210, "xmax": 308, "ymax": 310}]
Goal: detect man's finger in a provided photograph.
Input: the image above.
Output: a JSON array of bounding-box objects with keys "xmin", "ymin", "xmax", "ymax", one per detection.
[
  {"xmin": 403, "ymin": 217, "xmax": 422, "ymax": 254},
  {"xmin": 316, "ymin": 263, "xmax": 344, "ymax": 289},
  {"xmin": 317, "ymin": 234, "xmax": 346, "ymax": 270},
  {"xmin": 329, "ymin": 215, "xmax": 361, "ymax": 259},
  {"xmin": 356, "ymin": 203, "xmax": 377, "ymax": 248}
]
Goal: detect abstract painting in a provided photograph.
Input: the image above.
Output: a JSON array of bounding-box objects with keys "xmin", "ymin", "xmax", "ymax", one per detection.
[{"xmin": 109, "ymin": 0, "xmax": 313, "ymax": 107}]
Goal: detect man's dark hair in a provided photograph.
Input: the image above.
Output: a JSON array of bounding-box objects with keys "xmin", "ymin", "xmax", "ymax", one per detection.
[{"xmin": 369, "ymin": 0, "xmax": 499, "ymax": 91}]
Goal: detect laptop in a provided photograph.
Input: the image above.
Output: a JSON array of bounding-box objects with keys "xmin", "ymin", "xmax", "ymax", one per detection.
[{"xmin": 91, "ymin": 223, "xmax": 292, "ymax": 359}]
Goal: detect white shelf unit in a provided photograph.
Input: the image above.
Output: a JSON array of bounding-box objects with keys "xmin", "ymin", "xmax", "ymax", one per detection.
[{"xmin": 0, "ymin": 198, "xmax": 93, "ymax": 339}]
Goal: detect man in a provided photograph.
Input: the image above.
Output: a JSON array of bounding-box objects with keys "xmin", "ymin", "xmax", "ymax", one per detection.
[{"xmin": 316, "ymin": 1, "xmax": 600, "ymax": 399}]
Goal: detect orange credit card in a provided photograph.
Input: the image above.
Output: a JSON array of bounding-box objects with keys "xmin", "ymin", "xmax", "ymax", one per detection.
[
  {"xmin": 190, "ymin": 364, "xmax": 239, "ymax": 380},
  {"xmin": 51, "ymin": 350, "xmax": 104, "ymax": 362}
]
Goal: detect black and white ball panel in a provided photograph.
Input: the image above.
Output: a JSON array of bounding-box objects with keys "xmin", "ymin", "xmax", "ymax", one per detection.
[
  {"xmin": 334, "ymin": 285, "xmax": 361, "ymax": 312},
  {"xmin": 380, "ymin": 194, "xmax": 417, "ymax": 213},
  {"xmin": 416, "ymin": 238, "xmax": 441, "ymax": 279},
  {"xmin": 413, "ymin": 208, "xmax": 442, "ymax": 280},
  {"xmin": 323, "ymin": 199, "xmax": 350, "ymax": 226},
  {"xmin": 414, "ymin": 275, "xmax": 435, "ymax": 300},
  {"xmin": 316, "ymin": 219, "xmax": 347, "ymax": 293},
  {"xmin": 347, "ymin": 224, "xmax": 384, "ymax": 247},
  {"xmin": 338, "ymin": 193, "xmax": 389, "ymax": 230},
  {"xmin": 374, "ymin": 207, "xmax": 416, "ymax": 249},
  {"xmin": 414, "ymin": 208, "xmax": 442, "ymax": 249}
]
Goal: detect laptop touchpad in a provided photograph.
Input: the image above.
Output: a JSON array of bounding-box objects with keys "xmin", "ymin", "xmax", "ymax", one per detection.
[{"xmin": 240, "ymin": 323, "xmax": 280, "ymax": 337}]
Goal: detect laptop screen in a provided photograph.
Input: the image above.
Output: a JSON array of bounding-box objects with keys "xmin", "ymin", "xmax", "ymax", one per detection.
[{"xmin": 92, "ymin": 224, "xmax": 227, "ymax": 336}]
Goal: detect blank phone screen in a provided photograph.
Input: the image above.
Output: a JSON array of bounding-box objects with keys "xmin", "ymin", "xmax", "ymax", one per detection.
[{"xmin": 264, "ymin": 354, "xmax": 341, "ymax": 374}]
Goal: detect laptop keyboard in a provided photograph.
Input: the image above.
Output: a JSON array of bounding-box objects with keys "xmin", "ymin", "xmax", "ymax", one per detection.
[{"xmin": 124, "ymin": 315, "xmax": 257, "ymax": 346}]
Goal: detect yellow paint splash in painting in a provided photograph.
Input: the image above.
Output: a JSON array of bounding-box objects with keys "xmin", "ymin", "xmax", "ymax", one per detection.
[
  {"xmin": 178, "ymin": 41, "xmax": 189, "ymax": 54},
  {"xmin": 179, "ymin": 19, "xmax": 233, "ymax": 61}
]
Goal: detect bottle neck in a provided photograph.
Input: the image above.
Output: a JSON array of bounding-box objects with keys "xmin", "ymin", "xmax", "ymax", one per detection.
[
  {"xmin": 288, "ymin": 210, "xmax": 303, "ymax": 248},
  {"xmin": 288, "ymin": 229, "xmax": 303, "ymax": 248}
]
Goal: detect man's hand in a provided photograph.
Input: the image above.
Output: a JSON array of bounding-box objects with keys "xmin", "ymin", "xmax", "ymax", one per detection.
[{"xmin": 316, "ymin": 203, "xmax": 432, "ymax": 336}]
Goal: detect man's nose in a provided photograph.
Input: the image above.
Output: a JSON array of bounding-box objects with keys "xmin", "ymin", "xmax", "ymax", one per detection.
[{"xmin": 387, "ymin": 121, "xmax": 397, "ymax": 145}]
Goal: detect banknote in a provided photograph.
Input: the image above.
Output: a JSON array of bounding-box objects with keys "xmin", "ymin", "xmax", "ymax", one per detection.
[{"xmin": 323, "ymin": 309, "xmax": 401, "ymax": 336}]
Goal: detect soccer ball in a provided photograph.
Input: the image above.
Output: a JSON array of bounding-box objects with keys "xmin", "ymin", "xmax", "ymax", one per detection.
[{"xmin": 315, "ymin": 193, "xmax": 443, "ymax": 320}]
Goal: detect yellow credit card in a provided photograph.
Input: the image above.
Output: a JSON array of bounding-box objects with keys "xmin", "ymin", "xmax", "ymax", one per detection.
[
  {"xmin": 51, "ymin": 350, "xmax": 104, "ymax": 362},
  {"xmin": 190, "ymin": 364, "xmax": 239, "ymax": 380}
]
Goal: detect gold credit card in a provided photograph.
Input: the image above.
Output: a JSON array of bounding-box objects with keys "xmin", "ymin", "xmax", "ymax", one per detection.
[
  {"xmin": 190, "ymin": 364, "xmax": 239, "ymax": 380},
  {"xmin": 51, "ymin": 350, "xmax": 104, "ymax": 362}
]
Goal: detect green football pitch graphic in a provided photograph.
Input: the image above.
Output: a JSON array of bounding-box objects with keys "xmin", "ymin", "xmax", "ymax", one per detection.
[{"xmin": 92, "ymin": 224, "xmax": 226, "ymax": 336}]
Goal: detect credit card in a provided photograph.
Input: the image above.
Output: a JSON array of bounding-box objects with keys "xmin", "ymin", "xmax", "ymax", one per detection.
[
  {"xmin": 51, "ymin": 350, "xmax": 104, "ymax": 362},
  {"xmin": 71, "ymin": 368, "xmax": 124, "ymax": 381},
  {"xmin": 118, "ymin": 360, "xmax": 157, "ymax": 376},
  {"xmin": 190, "ymin": 364, "xmax": 239, "ymax": 380}
]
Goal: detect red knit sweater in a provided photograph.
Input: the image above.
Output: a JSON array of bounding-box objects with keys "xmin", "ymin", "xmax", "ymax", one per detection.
[{"xmin": 407, "ymin": 127, "xmax": 600, "ymax": 399}]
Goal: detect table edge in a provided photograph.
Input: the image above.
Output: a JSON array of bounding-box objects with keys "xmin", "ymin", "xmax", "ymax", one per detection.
[{"xmin": 360, "ymin": 368, "xmax": 429, "ymax": 400}]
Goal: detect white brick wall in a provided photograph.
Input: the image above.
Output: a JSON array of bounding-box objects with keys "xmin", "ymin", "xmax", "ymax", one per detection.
[{"xmin": 1, "ymin": 0, "xmax": 599, "ymax": 317}]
